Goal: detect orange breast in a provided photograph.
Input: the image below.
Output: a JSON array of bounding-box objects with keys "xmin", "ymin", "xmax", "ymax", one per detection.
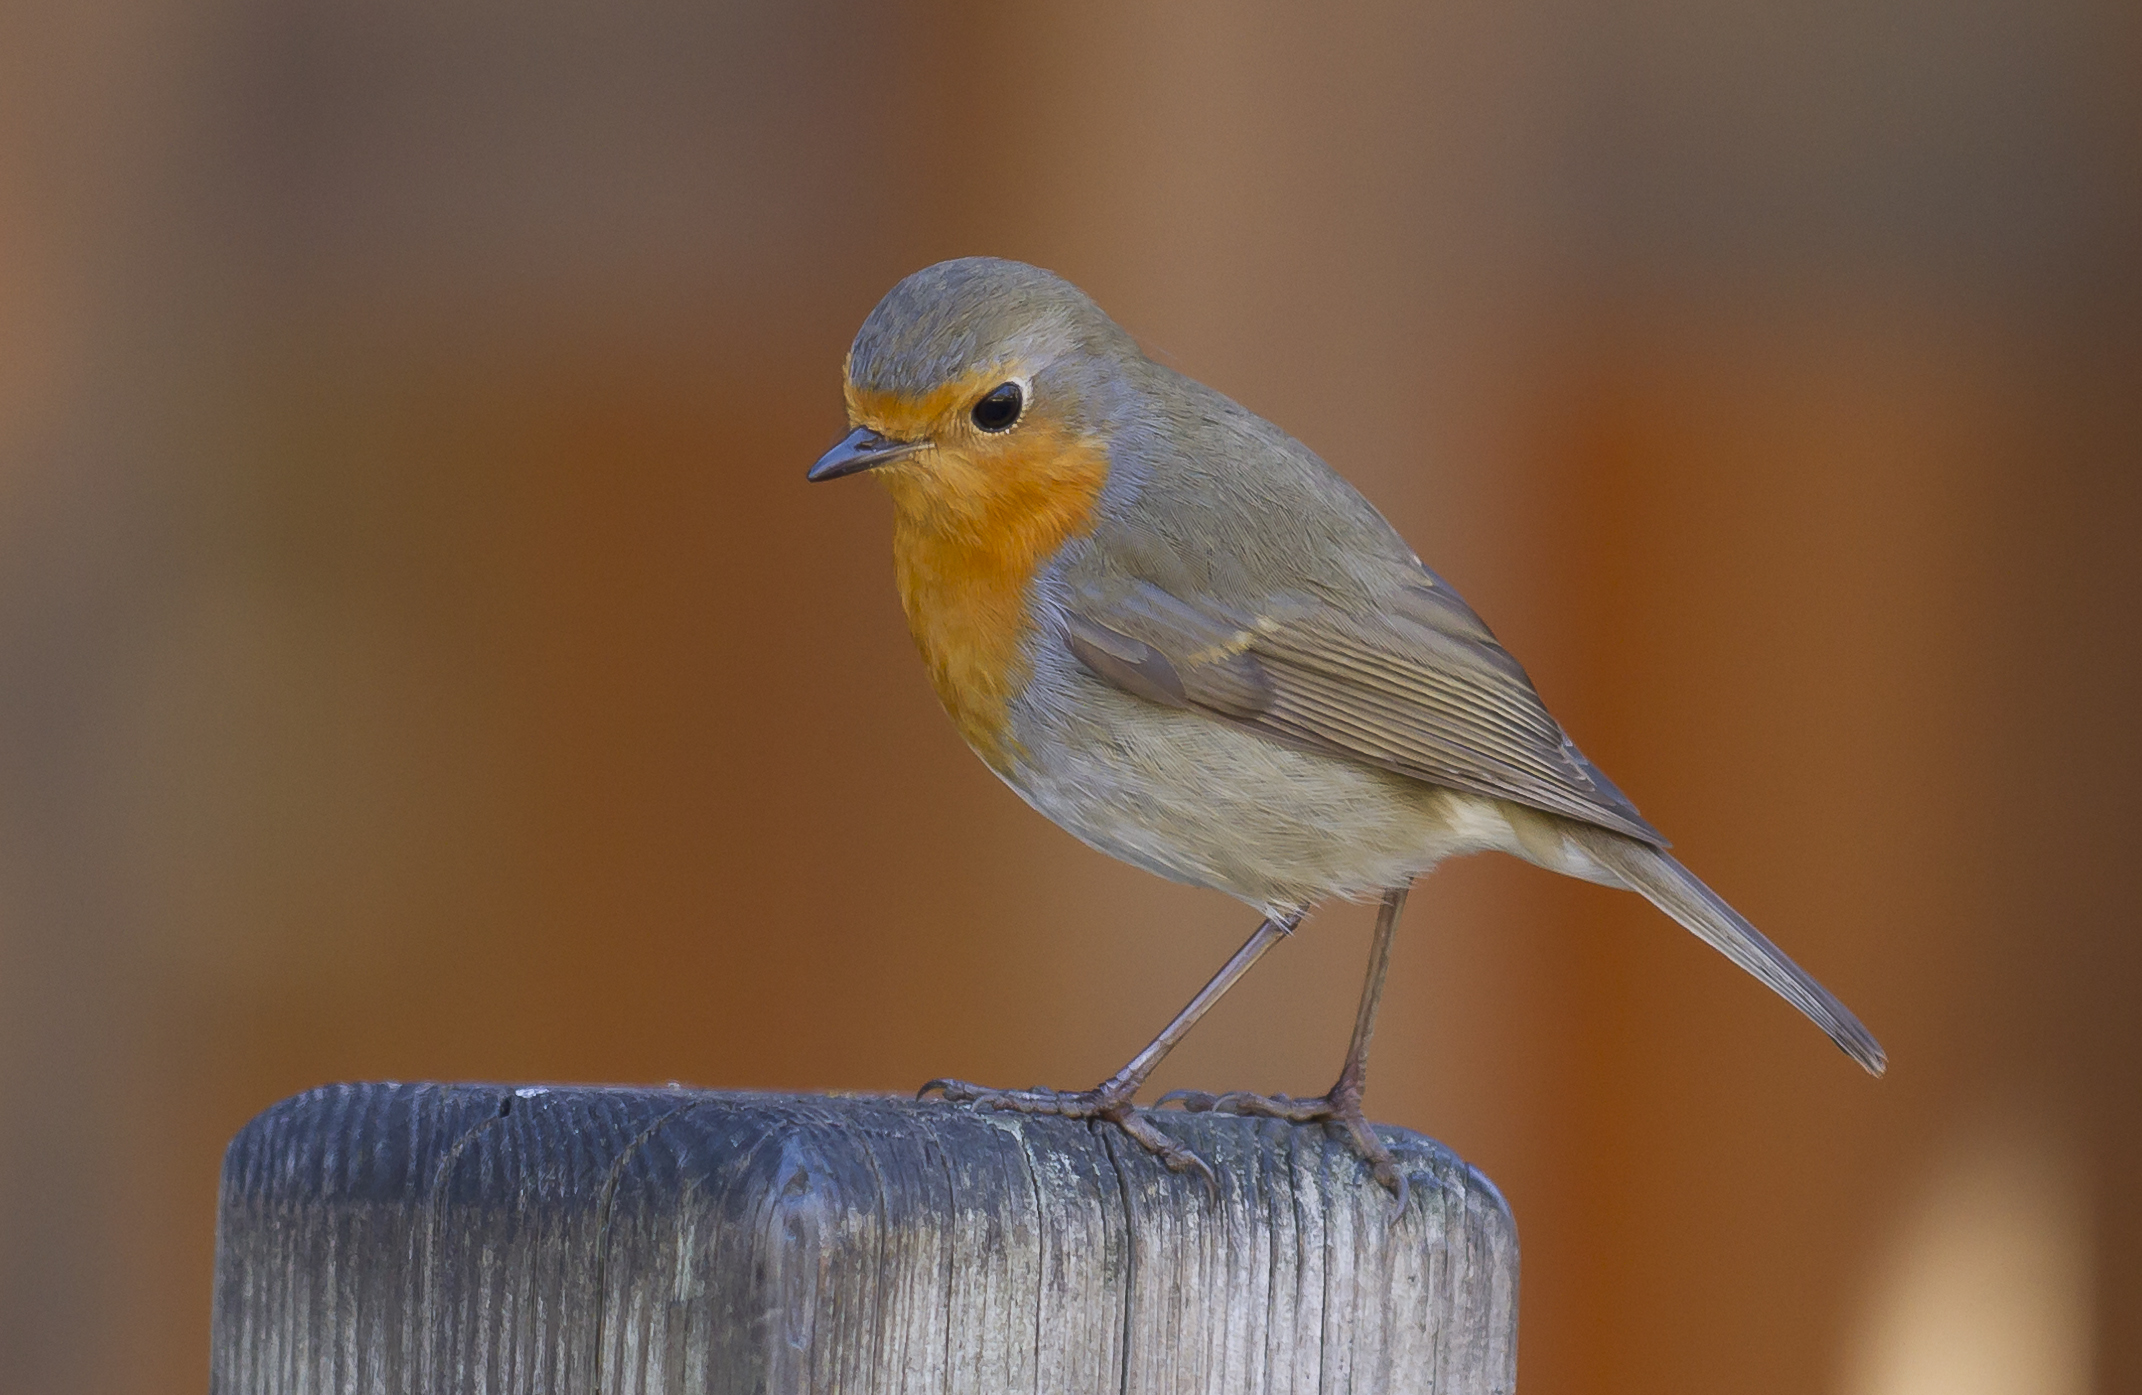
[{"xmin": 879, "ymin": 431, "xmax": 1110, "ymax": 768}]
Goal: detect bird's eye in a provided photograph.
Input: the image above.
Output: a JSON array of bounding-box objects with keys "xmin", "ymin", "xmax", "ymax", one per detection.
[{"xmin": 971, "ymin": 381, "xmax": 1025, "ymax": 433}]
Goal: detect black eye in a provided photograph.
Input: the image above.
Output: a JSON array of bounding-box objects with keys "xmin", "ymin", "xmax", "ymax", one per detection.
[{"xmin": 971, "ymin": 381, "xmax": 1024, "ymax": 432}]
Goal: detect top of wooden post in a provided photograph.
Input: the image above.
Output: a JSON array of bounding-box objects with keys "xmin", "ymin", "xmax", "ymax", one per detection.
[{"xmin": 211, "ymin": 1082, "xmax": 1517, "ymax": 1394}]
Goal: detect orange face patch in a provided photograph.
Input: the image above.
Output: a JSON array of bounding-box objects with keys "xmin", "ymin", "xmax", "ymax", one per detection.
[{"xmin": 845, "ymin": 364, "xmax": 1109, "ymax": 767}]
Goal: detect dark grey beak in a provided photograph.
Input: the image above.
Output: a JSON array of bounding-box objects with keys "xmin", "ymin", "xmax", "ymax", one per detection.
[{"xmin": 808, "ymin": 427, "xmax": 926, "ymax": 482}]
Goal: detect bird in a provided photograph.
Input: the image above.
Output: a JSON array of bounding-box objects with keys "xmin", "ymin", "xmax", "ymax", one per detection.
[{"xmin": 808, "ymin": 256, "xmax": 1884, "ymax": 1199}]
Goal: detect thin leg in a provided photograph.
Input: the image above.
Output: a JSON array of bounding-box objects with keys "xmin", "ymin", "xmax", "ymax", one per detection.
[
  {"xmin": 921, "ymin": 910, "xmax": 1302, "ymax": 1182},
  {"xmin": 1164, "ymin": 884, "xmax": 1414, "ymax": 1205},
  {"xmin": 1335, "ymin": 881, "xmax": 1406, "ymax": 1100}
]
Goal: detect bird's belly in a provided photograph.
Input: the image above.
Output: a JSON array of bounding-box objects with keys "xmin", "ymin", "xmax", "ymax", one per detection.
[{"xmin": 999, "ymin": 657, "xmax": 1519, "ymax": 912}]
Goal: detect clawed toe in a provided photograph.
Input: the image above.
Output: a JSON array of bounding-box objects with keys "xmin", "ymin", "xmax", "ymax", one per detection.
[
  {"xmin": 1114, "ymin": 1109, "xmax": 1219, "ymax": 1189},
  {"xmin": 919, "ymin": 1078, "xmax": 1113, "ymax": 1118},
  {"xmin": 1370, "ymin": 1159, "xmax": 1410, "ymax": 1214},
  {"xmin": 920, "ymin": 1075, "xmax": 1218, "ymax": 1183},
  {"xmin": 1159, "ymin": 1087, "xmax": 1334, "ymax": 1124},
  {"xmin": 918, "ymin": 1077, "xmax": 1015, "ymax": 1107},
  {"xmin": 1318, "ymin": 1114, "xmax": 1413, "ymax": 1211},
  {"xmin": 1332, "ymin": 1113, "xmax": 1412, "ymax": 1211},
  {"xmin": 1160, "ymin": 1085, "xmax": 1413, "ymax": 1209}
]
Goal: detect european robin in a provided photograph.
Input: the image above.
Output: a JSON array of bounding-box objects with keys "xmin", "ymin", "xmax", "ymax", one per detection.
[{"xmin": 810, "ymin": 257, "xmax": 1884, "ymax": 1196}]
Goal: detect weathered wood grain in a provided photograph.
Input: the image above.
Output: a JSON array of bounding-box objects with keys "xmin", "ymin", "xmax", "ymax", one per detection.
[{"xmin": 211, "ymin": 1083, "xmax": 1517, "ymax": 1393}]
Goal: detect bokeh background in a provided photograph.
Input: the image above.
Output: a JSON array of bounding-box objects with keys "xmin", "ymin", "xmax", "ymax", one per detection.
[{"xmin": 3, "ymin": 3, "xmax": 2138, "ymax": 1391}]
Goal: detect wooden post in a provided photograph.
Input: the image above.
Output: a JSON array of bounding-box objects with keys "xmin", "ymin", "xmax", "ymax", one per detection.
[{"xmin": 211, "ymin": 1083, "xmax": 1517, "ymax": 1393}]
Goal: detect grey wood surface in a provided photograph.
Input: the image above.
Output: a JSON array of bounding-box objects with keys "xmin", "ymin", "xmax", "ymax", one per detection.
[{"xmin": 211, "ymin": 1083, "xmax": 1517, "ymax": 1394}]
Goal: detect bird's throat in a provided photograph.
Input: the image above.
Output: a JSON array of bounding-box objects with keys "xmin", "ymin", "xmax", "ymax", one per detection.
[{"xmin": 883, "ymin": 436, "xmax": 1109, "ymax": 768}]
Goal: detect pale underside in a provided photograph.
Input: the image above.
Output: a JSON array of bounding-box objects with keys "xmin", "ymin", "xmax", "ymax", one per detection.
[
  {"xmin": 998, "ymin": 610, "xmax": 1619, "ymax": 916},
  {"xmin": 985, "ymin": 525, "xmax": 1649, "ymax": 913}
]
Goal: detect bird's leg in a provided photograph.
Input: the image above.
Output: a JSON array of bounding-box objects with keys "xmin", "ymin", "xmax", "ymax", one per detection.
[
  {"xmin": 1163, "ymin": 884, "xmax": 1413, "ymax": 1204},
  {"xmin": 922, "ymin": 910, "xmax": 1302, "ymax": 1183}
]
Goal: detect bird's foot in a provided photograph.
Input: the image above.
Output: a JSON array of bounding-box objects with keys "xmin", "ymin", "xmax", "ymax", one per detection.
[
  {"xmin": 1160, "ymin": 1082, "xmax": 1409, "ymax": 1210},
  {"xmin": 920, "ymin": 1077, "xmax": 1214, "ymax": 1185}
]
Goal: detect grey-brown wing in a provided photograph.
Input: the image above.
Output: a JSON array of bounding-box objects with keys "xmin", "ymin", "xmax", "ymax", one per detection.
[{"xmin": 1062, "ymin": 576, "xmax": 1666, "ymax": 846}]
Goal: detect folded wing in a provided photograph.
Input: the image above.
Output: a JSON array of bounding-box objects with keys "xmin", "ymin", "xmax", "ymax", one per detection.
[{"xmin": 1063, "ymin": 575, "xmax": 1665, "ymax": 846}]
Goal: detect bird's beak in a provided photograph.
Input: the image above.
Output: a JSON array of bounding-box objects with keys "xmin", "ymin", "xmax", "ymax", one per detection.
[{"xmin": 808, "ymin": 427, "xmax": 927, "ymax": 482}]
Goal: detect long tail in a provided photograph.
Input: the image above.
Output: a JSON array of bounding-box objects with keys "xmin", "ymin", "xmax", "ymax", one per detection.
[{"xmin": 1566, "ymin": 827, "xmax": 1887, "ymax": 1076}]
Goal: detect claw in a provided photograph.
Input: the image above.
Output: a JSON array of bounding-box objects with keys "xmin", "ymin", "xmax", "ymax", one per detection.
[
  {"xmin": 1114, "ymin": 1109, "xmax": 1219, "ymax": 1192},
  {"xmin": 1382, "ymin": 1167, "xmax": 1411, "ymax": 1216},
  {"xmin": 919, "ymin": 1078, "xmax": 1057, "ymax": 1111},
  {"xmin": 919, "ymin": 1075, "xmax": 1225, "ymax": 1187},
  {"xmin": 915, "ymin": 1077, "xmax": 1114, "ymax": 1120},
  {"xmin": 1166, "ymin": 1088, "xmax": 1329, "ymax": 1122},
  {"xmin": 1161, "ymin": 1088, "xmax": 1291, "ymax": 1115},
  {"xmin": 1331, "ymin": 1113, "xmax": 1411, "ymax": 1212},
  {"xmin": 1158, "ymin": 1083, "xmax": 1409, "ymax": 1207}
]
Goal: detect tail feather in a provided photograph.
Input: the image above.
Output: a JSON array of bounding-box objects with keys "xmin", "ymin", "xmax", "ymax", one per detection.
[{"xmin": 1567, "ymin": 827, "xmax": 1887, "ymax": 1076}]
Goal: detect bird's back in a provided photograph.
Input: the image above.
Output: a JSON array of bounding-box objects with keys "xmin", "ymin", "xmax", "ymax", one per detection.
[{"xmin": 1076, "ymin": 360, "xmax": 1426, "ymax": 615}]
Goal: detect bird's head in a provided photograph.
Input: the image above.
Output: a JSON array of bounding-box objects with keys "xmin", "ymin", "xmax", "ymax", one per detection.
[{"xmin": 809, "ymin": 258, "xmax": 1135, "ymax": 535}]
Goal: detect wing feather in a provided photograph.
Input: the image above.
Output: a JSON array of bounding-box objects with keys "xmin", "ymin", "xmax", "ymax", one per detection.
[{"xmin": 1064, "ymin": 577, "xmax": 1665, "ymax": 846}]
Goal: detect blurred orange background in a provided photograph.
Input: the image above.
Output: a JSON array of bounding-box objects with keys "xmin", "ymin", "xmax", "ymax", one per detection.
[{"xmin": 2, "ymin": 4, "xmax": 2137, "ymax": 1392}]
